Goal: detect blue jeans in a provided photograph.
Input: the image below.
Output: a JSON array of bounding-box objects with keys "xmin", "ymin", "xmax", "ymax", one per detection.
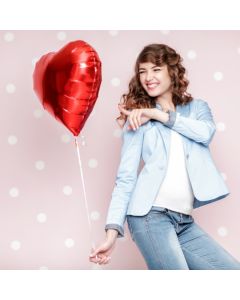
[{"xmin": 127, "ymin": 206, "xmax": 240, "ymax": 270}]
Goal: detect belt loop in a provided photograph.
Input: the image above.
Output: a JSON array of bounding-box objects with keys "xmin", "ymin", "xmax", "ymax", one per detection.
[{"xmin": 180, "ymin": 213, "xmax": 183, "ymax": 222}]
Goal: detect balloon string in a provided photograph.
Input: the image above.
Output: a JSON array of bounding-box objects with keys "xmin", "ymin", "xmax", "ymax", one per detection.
[{"xmin": 74, "ymin": 137, "xmax": 96, "ymax": 252}]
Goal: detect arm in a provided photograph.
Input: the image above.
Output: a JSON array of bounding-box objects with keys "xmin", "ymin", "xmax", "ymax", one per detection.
[
  {"xmin": 154, "ymin": 99, "xmax": 216, "ymax": 147},
  {"xmin": 105, "ymin": 120, "xmax": 144, "ymax": 238}
]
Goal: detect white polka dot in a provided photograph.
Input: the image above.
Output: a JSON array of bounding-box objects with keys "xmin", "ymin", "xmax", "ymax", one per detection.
[
  {"xmin": 9, "ymin": 187, "xmax": 19, "ymax": 198},
  {"xmin": 8, "ymin": 135, "xmax": 18, "ymax": 145},
  {"xmin": 237, "ymin": 47, "xmax": 240, "ymax": 55},
  {"xmin": 33, "ymin": 109, "xmax": 43, "ymax": 119},
  {"xmin": 35, "ymin": 160, "xmax": 45, "ymax": 171},
  {"xmin": 111, "ymin": 78, "xmax": 121, "ymax": 87},
  {"xmin": 221, "ymin": 173, "xmax": 227, "ymax": 181},
  {"xmin": 39, "ymin": 266, "xmax": 49, "ymax": 270},
  {"xmin": 160, "ymin": 30, "xmax": 170, "ymax": 35},
  {"xmin": 10, "ymin": 240, "xmax": 21, "ymax": 250},
  {"xmin": 63, "ymin": 185, "xmax": 73, "ymax": 196},
  {"xmin": 88, "ymin": 159, "xmax": 98, "ymax": 168},
  {"xmin": 187, "ymin": 50, "xmax": 197, "ymax": 60},
  {"xmin": 57, "ymin": 31, "xmax": 67, "ymax": 41},
  {"xmin": 61, "ymin": 134, "xmax": 71, "ymax": 143},
  {"xmin": 113, "ymin": 128, "xmax": 122, "ymax": 138},
  {"xmin": 6, "ymin": 83, "xmax": 16, "ymax": 94},
  {"xmin": 37, "ymin": 213, "xmax": 47, "ymax": 223},
  {"xmin": 91, "ymin": 211, "xmax": 100, "ymax": 221},
  {"xmin": 213, "ymin": 72, "xmax": 223, "ymax": 81},
  {"xmin": 109, "ymin": 30, "xmax": 119, "ymax": 37},
  {"xmin": 217, "ymin": 226, "xmax": 228, "ymax": 237},
  {"xmin": 65, "ymin": 238, "xmax": 75, "ymax": 248},
  {"xmin": 216, "ymin": 122, "xmax": 226, "ymax": 131},
  {"xmin": 4, "ymin": 32, "xmax": 15, "ymax": 42}
]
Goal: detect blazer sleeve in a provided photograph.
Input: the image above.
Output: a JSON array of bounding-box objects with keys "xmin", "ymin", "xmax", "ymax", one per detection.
[
  {"xmin": 163, "ymin": 99, "xmax": 216, "ymax": 146},
  {"xmin": 105, "ymin": 120, "xmax": 144, "ymax": 238}
]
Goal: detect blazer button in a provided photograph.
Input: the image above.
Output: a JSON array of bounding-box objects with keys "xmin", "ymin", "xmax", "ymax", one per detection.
[
  {"xmin": 186, "ymin": 154, "xmax": 189, "ymax": 159},
  {"xmin": 159, "ymin": 166, "xmax": 164, "ymax": 170}
]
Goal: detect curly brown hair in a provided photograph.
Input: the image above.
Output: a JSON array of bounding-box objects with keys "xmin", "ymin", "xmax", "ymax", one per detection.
[{"xmin": 116, "ymin": 43, "xmax": 193, "ymax": 127}]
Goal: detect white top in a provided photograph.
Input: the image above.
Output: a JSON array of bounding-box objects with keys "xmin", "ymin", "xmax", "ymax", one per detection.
[{"xmin": 153, "ymin": 129, "xmax": 194, "ymax": 215}]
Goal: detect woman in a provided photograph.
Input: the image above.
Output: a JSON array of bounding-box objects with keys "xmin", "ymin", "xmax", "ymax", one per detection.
[{"xmin": 89, "ymin": 43, "xmax": 240, "ymax": 269}]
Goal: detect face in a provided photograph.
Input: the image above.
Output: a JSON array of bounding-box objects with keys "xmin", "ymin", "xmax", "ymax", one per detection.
[{"xmin": 138, "ymin": 62, "xmax": 172, "ymax": 98}]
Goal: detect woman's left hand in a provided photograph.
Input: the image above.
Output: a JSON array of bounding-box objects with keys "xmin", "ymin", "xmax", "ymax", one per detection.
[{"xmin": 118, "ymin": 104, "xmax": 156, "ymax": 131}]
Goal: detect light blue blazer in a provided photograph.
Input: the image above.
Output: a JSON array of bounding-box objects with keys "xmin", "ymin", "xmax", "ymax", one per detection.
[{"xmin": 105, "ymin": 99, "xmax": 230, "ymax": 237}]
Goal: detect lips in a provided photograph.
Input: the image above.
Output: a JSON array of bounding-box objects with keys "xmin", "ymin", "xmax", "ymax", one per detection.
[{"xmin": 146, "ymin": 83, "xmax": 160, "ymax": 90}]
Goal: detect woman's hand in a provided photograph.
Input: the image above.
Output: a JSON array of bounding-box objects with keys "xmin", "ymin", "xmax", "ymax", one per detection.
[
  {"xmin": 118, "ymin": 104, "xmax": 156, "ymax": 131},
  {"xmin": 89, "ymin": 235, "xmax": 117, "ymax": 265}
]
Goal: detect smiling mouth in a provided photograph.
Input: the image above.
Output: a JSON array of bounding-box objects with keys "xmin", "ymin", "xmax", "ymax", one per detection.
[{"xmin": 147, "ymin": 83, "xmax": 160, "ymax": 90}]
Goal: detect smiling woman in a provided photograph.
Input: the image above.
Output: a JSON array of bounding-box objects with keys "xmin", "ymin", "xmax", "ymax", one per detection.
[
  {"xmin": 115, "ymin": 43, "xmax": 193, "ymax": 128},
  {"xmin": 89, "ymin": 43, "xmax": 240, "ymax": 270}
]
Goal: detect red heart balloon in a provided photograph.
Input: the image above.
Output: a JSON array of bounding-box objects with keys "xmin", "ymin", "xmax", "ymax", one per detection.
[{"xmin": 33, "ymin": 40, "xmax": 102, "ymax": 136}]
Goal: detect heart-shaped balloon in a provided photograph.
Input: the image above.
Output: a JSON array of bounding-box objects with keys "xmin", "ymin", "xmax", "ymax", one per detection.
[{"xmin": 33, "ymin": 40, "xmax": 102, "ymax": 136}]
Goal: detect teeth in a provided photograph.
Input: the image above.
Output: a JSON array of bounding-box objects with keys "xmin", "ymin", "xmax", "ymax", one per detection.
[{"xmin": 148, "ymin": 84, "xmax": 158, "ymax": 88}]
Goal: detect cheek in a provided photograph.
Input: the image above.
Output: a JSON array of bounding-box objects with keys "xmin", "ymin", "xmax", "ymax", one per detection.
[
  {"xmin": 139, "ymin": 77, "xmax": 146, "ymax": 88},
  {"xmin": 161, "ymin": 75, "xmax": 172, "ymax": 88}
]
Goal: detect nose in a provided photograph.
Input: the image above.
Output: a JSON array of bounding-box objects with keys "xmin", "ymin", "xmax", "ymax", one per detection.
[{"xmin": 145, "ymin": 71, "xmax": 154, "ymax": 82}]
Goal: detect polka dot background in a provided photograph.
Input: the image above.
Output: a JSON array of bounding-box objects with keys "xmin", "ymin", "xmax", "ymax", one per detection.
[{"xmin": 0, "ymin": 30, "xmax": 240, "ymax": 270}]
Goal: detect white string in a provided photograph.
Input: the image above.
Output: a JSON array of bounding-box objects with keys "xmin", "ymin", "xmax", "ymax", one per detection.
[{"xmin": 74, "ymin": 136, "xmax": 96, "ymax": 252}]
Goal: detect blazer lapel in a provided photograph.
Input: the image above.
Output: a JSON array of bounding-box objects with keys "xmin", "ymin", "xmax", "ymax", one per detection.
[{"xmin": 154, "ymin": 101, "xmax": 190, "ymax": 157}]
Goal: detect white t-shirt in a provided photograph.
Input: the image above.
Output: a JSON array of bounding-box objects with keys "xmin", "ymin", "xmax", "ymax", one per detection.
[{"xmin": 153, "ymin": 129, "xmax": 194, "ymax": 215}]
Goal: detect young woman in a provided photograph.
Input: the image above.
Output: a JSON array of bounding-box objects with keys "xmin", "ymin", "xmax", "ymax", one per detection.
[{"xmin": 89, "ymin": 43, "xmax": 240, "ymax": 269}]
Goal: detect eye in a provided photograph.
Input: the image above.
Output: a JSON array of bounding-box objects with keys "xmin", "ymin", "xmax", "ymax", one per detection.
[{"xmin": 154, "ymin": 68, "xmax": 161, "ymax": 72}]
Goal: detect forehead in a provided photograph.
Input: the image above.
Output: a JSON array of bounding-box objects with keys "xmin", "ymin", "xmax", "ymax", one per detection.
[{"xmin": 138, "ymin": 62, "xmax": 165, "ymax": 69}]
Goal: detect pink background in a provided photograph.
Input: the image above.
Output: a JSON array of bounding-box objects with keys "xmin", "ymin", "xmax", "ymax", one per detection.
[{"xmin": 0, "ymin": 30, "xmax": 240, "ymax": 270}]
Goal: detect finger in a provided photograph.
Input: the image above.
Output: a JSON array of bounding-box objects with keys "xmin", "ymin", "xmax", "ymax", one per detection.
[
  {"xmin": 128, "ymin": 115, "xmax": 135, "ymax": 130},
  {"xmin": 134, "ymin": 110, "xmax": 141, "ymax": 129},
  {"xmin": 89, "ymin": 246, "xmax": 103, "ymax": 258},
  {"xmin": 136, "ymin": 111, "xmax": 142, "ymax": 127},
  {"xmin": 101, "ymin": 256, "xmax": 111, "ymax": 265},
  {"xmin": 89, "ymin": 250, "xmax": 98, "ymax": 258},
  {"xmin": 131, "ymin": 110, "xmax": 137, "ymax": 130},
  {"xmin": 89, "ymin": 255, "xmax": 100, "ymax": 263},
  {"xmin": 99, "ymin": 255, "xmax": 111, "ymax": 265},
  {"xmin": 98, "ymin": 255, "xmax": 107, "ymax": 265},
  {"xmin": 91, "ymin": 251, "xmax": 108, "ymax": 264},
  {"xmin": 132, "ymin": 110, "xmax": 140, "ymax": 130},
  {"xmin": 89, "ymin": 251, "xmax": 101, "ymax": 262}
]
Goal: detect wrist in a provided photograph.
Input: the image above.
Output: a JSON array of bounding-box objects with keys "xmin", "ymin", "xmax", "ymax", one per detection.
[
  {"xmin": 106, "ymin": 229, "xmax": 118, "ymax": 240},
  {"xmin": 152, "ymin": 108, "xmax": 169, "ymax": 123}
]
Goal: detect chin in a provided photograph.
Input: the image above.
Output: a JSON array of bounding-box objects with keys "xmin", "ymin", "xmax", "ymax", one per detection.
[
  {"xmin": 147, "ymin": 91, "xmax": 161, "ymax": 97},
  {"xmin": 144, "ymin": 87, "xmax": 161, "ymax": 97}
]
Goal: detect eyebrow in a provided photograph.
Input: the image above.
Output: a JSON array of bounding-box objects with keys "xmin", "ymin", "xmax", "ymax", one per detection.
[{"xmin": 138, "ymin": 65, "xmax": 159, "ymax": 71}]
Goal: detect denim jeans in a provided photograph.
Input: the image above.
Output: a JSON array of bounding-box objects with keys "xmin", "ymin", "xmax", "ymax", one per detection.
[{"xmin": 127, "ymin": 206, "xmax": 240, "ymax": 270}]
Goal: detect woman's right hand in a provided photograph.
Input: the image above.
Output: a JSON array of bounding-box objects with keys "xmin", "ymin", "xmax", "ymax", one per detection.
[
  {"xmin": 118, "ymin": 104, "xmax": 151, "ymax": 130},
  {"xmin": 89, "ymin": 231, "xmax": 117, "ymax": 265}
]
